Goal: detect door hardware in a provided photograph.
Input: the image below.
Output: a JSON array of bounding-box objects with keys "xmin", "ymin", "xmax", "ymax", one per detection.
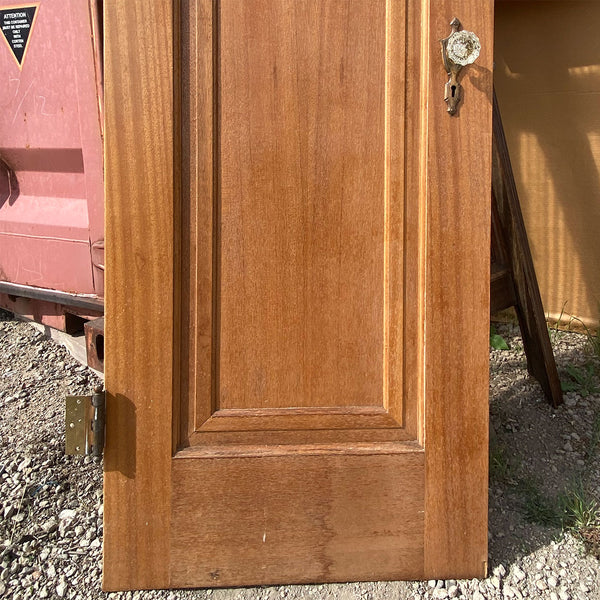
[
  {"xmin": 441, "ymin": 18, "xmax": 481, "ymax": 115},
  {"xmin": 65, "ymin": 385, "xmax": 105, "ymax": 457}
]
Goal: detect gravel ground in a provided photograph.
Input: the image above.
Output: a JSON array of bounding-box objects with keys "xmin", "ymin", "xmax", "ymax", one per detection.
[{"xmin": 1, "ymin": 310, "xmax": 599, "ymax": 599}]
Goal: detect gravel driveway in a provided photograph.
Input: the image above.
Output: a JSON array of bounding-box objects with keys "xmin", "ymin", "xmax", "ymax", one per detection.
[{"xmin": 1, "ymin": 309, "xmax": 599, "ymax": 599}]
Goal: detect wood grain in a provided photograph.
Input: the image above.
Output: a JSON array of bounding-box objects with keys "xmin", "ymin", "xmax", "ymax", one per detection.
[
  {"xmin": 188, "ymin": 426, "xmax": 414, "ymax": 447},
  {"xmin": 402, "ymin": 0, "xmax": 427, "ymax": 443},
  {"xmin": 179, "ymin": 0, "xmax": 414, "ymax": 438},
  {"xmin": 423, "ymin": 0, "xmax": 494, "ymax": 579},
  {"xmin": 218, "ymin": 0, "xmax": 390, "ymax": 411},
  {"xmin": 179, "ymin": 0, "xmax": 216, "ymax": 442},
  {"xmin": 103, "ymin": 0, "xmax": 174, "ymax": 591},
  {"xmin": 491, "ymin": 92, "xmax": 563, "ymax": 408},
  {"xmin": 171, "ymin": 448, "xmax": 425, "ymax": 587},
  {"xmin": 176, "ymin": 439, "xmax": 423, "ymax": 459},
  {"xmin": 195, "ymin": 406, "xmax": 401, "ymax": 432}
]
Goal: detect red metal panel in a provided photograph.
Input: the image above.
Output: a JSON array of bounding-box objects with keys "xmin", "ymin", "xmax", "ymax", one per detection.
[{"xmin": 0, "ymin": 0, "xmax": 104, "ymax": 297}]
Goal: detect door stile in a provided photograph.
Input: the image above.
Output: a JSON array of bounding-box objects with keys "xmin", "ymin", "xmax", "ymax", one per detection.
[
  {"xmin": 422, "ymin": 0, "xmax": 493, "ymax": 579},
  {"xmin": 103, "ymin": 0, "xmax": 177, "ymax": 591}
]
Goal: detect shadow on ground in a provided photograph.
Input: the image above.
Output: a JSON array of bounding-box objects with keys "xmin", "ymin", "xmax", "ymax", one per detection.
[{"xmin": 488, "ymin": 322, "xmax": 600, "ymax": 570}]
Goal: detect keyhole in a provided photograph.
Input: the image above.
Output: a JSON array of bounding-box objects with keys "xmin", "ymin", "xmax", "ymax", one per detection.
[{"xmin": 451, "ymin": 85, "xmax": 457, "ymax": 98}]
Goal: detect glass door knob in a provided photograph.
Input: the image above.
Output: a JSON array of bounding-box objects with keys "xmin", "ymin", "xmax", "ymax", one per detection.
[{"xmin": 441, "ymin": 18, "xmax": 481, "ymax": 115}]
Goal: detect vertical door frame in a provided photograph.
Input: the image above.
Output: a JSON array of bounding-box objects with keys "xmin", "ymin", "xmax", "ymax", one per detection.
[
  {"xmin": 104, "ymin": 1, "xmax": 177, "ymax": 590},
  {"xmin": 103, "ymin": 0, "xmax": 493, "ymax": 591},
  {"xmin": 422, "ymin": 0, "xmax": 493, "ymax": 579}
]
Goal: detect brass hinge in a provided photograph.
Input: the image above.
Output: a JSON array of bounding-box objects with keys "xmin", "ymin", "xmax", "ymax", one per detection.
[{"xmin": 65, "ymin": 385, "xmax": 105, "ymax": 457}]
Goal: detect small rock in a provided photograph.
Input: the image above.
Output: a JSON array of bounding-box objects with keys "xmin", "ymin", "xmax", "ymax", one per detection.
[
  {"xmin": 17, "ymin": 458, "xmax": 31, "ymax": 472},
  {"xmin": 548, "ymin": 576, "xmax": 558, "ymax": 588},
  {"xmin": 580, "ymin": 582, "xmax": 589, "ymax": 593},
  {"xmin": 433, "ymin": 589, "xmax": 448, "ymax": 599},
  {"xmin": 41, "ymin": 519, "xmax": 57, "ymax": 534},
  {"xmin": 448, "ymin": 585, "xmax": 458, "ymax": 598},
  {"xmin": 558, "ymin": 590, "xmax": 570, "ymax": 600},
  {"xmin": 428, "ymin": 580, "xmax": 437, "ymax": 588},
  {"xmin": 494, "ymin": 564, "xmax": 506, "ymax": 579},
  {"xmin": 3, "ymin": 506, "xmax": 16, "ymax": 519},
  {"xmin": 489, "ymin": 576, "xmax": 500, "ymax": 589},
  {"xmin": 550, "ymin": 593, "xmax": 559, "ymax": 600},
  {"xmin": 56, "ymin": 581, "xmax": 67, "ymax": 597},
  {"xmin": 503, "ymin": 585, "xmax": 515, "ymax": 598},
  {"xmin": 58, "ymin": 510, "xmax": 77, "ymax": 535},
  {"xmin": 47, "ymin": 564, "xmax": 56, "ymax": 578},
  {"xmin": 473, "ymin": 591, "xmax": 486, "ymax": 600},
  {"xmin": 536, "ymin": 580, "xmax": 548, "ymax": 591},
  {"xmin": 512, "ymin": 566, "xmax": 526, "ymax": 582}
]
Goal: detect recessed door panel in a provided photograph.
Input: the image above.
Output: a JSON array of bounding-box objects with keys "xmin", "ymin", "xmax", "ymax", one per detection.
[{"xmin": 219, "ymin": 0, "xmax": 388, "ymax": 411}]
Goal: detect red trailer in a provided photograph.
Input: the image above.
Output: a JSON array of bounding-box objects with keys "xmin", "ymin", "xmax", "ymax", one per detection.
[{"xmin": 0, "ymin": 0, "xmax": 104, "ymax": 339}]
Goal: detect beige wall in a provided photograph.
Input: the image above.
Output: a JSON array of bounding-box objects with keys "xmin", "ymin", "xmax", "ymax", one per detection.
[{"xmin": 494, "ymin": 1, "xmax": 600, "ymax": 327}]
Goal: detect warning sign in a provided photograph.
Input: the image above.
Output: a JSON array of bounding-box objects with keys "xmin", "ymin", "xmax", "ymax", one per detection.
[{"xmin": 0, "ymin": 4, "xmax": 38, "ymax": 68}]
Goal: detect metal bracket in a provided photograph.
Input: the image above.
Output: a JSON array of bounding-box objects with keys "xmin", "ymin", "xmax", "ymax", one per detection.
[{"xmin": 65, "ymin": 385, "xmax": 105, "ymax": 457}]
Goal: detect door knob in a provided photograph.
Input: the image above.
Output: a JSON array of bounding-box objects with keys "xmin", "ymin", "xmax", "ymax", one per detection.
[{"xmin": 441, "ymin": 18, "xmax": 481, "ymax": 115}]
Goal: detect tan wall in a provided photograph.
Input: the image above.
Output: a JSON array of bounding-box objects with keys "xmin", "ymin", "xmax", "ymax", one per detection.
[{"xmin": 494, "ymin": 1, "xmax": 600, "ymax": 327}]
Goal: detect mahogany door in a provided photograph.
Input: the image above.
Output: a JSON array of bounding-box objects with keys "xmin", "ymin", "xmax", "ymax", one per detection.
[{"xmin": 104, "ymin": 0, "xmax": 494, "ymax": 590}]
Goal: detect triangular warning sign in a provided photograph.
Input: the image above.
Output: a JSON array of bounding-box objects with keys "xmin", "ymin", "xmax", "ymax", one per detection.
[{"xmin": 0, "ymin": 5, "xmax": 38, "ymax": 68}]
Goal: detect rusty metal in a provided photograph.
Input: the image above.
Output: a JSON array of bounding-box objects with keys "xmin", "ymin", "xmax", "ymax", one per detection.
[
  {"xmin": 0, "ymin": 281, "xmax": 103, "ymax": 312},
  {"xmin": 91, "ymin": 239, "xmax": 105, "ymax": 271},
  {"xmin": 84, "ymin": 316, "xmax": 104, "ymax": 372}
]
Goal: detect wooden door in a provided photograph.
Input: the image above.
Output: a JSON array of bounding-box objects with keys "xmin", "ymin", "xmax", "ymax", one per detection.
[{"xmin": 104, "ymin": 0, "xmax": 494, "ymax": 590}]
